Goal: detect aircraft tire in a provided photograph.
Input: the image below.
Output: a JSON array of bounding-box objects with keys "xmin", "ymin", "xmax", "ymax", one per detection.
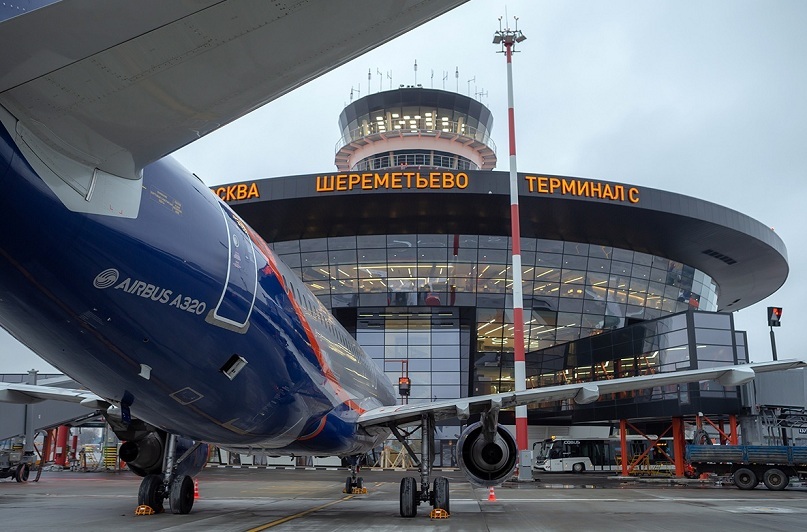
[
  {"xmin": 138, "ymin": 474, "xmax": 165, "ymax": 513},
  {"xmin": 170, "ymin": 474, "xmax": 195, "ymax": 514},
  {"xmin": 400, "ymin": 476, "xmax": 418, "ymax": 518},
  {"xmin": 356, "ymin": 476, "xmax": 363, "ymax": 490},
  {"xmin": 433, "ymin": 476, "xmax": 450, "ymax": 513},
  {"xmin": 345, "ymin": 476, "xmax": 352, "ymax": 493}
]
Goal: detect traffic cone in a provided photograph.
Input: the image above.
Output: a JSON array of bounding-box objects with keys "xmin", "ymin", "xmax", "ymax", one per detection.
[
  {"xmin": 194, "ymin": 479, "xmax": 200, "ymax": 499},
  {"xmin": 487, "ymin": 486, "xmax": 496, "ymax": 502}
]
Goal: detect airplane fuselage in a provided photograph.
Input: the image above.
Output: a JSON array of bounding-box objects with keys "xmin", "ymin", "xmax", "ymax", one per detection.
[{"xmin": 0, "ymin": 121, "xmax": 396, "ymax": 456}]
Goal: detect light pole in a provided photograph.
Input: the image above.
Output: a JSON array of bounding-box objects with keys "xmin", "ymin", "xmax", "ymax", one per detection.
[{"xmin": 493, "ymin": 17, "xmax": 531, "ymax": 482}]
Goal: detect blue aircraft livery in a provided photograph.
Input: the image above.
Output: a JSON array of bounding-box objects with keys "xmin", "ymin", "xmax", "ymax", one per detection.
[{"xmin": 0, "ymin": 0, "xmax": 803, "ymax": 518}]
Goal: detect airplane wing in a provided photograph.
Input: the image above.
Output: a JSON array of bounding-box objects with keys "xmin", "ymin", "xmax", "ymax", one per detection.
[
  {"xmin": 357, "ymin": 359, "xmax": 807, "ymax": 428},
  {"xmin": 0, "ymin": 0, "xmax": 467, "ymax": 179},
  {"xmin": 0, "ymin": 381, "xmax": 110, "ymax": 409}
]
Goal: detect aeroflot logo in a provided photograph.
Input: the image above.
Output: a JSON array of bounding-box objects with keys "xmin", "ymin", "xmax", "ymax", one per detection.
[{"xmin": 93, "ymin": 269, "xmax": 207, "ymax": 316}]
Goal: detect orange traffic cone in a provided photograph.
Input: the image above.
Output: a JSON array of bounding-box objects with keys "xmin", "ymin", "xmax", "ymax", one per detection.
[
  {"xmin": 487, "ymin": 486, "xmax": 496, "ymax": 502},
  {"xmin": 194, "ymin": 479, "xmax": 200, "ymax": 499}
]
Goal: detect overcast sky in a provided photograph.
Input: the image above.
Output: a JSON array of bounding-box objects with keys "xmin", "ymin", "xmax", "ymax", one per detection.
[{"xmin": 4, "ymin": 0, "xmax": 806, "ymax": 372}]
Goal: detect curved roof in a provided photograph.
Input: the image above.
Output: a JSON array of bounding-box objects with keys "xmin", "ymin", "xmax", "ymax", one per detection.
[{"xmin": 217, "ymin": 169, "xmax": 787, "ymax": 312}]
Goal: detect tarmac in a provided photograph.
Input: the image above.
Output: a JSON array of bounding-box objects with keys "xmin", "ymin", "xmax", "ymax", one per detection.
[{"xmin": 1, "ymin": 467, "xmax": 806, "ymax": 531}]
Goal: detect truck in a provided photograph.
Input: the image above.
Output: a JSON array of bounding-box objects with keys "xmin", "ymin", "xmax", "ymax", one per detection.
[{"xmin": 686, "ymin": 444, "xmax": 807, "ymax": 490}]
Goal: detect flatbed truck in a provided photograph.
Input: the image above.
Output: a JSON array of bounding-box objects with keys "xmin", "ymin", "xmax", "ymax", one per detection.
[{"xmin": 686, "ymin": 444, "xmax": 807, "ymax": 490}]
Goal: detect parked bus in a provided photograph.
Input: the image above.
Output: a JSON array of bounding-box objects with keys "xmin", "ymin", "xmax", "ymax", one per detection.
[{"xmin": 533, "ymin": 435, "xmax": 674, "ymax": 473}]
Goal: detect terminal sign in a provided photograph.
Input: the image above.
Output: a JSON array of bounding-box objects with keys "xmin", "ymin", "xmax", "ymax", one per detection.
[
  {"xmin": 316, "ymin": 171, "xmax": 469, "ymax": 192},
  {"xmin": 524, "ymin": 175, "xmax": 639, "ymax": 204},
  {"xmin": 213, "ymin": 182, "xmax": 260, "ymax": 202}
]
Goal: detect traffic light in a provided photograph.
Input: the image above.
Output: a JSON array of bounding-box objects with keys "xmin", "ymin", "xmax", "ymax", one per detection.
[
  {"xmin": 398, "ymin": 376, "xmax": 411, "ymax": 397},
  {"xmin": 767, "ymin": 306, "xmax": 782, "ymax": 327}
]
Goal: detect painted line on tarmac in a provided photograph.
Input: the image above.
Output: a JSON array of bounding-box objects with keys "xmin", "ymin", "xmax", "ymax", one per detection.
[
  {"xmin": 460, "ymin": 497, "xmax": 806, "ymax": 503},
  {"xmin": 245, "ymin": 495, "xmax": 354, "ymax": 531}
]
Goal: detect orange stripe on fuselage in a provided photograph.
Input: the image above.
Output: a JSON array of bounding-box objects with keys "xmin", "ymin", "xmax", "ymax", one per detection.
[{"xmin": 246, "ymin": 227, "xmax": 365, "ymax": 415}]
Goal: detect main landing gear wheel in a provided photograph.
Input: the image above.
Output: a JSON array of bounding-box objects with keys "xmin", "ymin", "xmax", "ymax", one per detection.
[
  {"xmin": 170, "ymin": 474, "xmax": 195, "ymax": 514},
  {"xmin": 432, "ymin": 476, "xmax": 450, "ymax": 514},
  {"xmin": 15, "ymin": 463, "xmax": 30, "ymax": 483},
  {"xmin": 138, "ymin": 474, "xmax": 166, "ymax": 513},
  {"xmin": 400, "ymin": 476, "xmax": 419, "ymax": 518}
]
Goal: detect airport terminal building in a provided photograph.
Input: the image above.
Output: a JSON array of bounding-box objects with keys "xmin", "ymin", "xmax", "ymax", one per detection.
[{"xmin": 213, "ymin": 87, "xmax": 788, "ymax": 428}]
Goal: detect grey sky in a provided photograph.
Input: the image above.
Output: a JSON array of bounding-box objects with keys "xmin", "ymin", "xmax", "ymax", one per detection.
[{"xmin": 4, "ymin": 0, "xmax": 805, "ymax": 372}]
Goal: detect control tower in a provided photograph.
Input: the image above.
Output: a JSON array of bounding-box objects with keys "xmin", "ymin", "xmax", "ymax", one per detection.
[{"xmin": 334, "ymin": 86, "xmax": 497, "ymax": 172}]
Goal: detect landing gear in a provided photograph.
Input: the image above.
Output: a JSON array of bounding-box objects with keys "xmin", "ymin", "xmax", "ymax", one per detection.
[
  {"xmin": 344, "ymin": 459, "xmax": 365, "ymax": 494},
  {"xmin": 135, "ymin": 434, "xmax": 201, "ymax": 514},
  {"xmin": 400, "ymin": 476, "xmax": 418, "ymax": 518},
  {"xmin": 391, "ymin": 413, "xmax": 450, "ymax": 518},
  {"xmin": 138, "ymin": 474, "xmax": 166, "ymax": 513},
  {"xmin": 169, "ymin": 475, "xmax": 195, "ymax": 514},
  {"xmin": 432, "ymin": 476, "xmax": 450, "ymax": 514}
]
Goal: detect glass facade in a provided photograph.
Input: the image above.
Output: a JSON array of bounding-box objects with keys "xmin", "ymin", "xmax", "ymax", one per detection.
[
  {"xmin": 518, "ymin": 310, "xmax": 742, "ymax": 421},
  {"xmin": 271, "ymin": 234, "xmax": 719, "ymax": 405}
]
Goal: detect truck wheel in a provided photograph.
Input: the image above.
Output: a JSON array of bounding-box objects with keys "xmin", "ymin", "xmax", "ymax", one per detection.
[
  {"xmin": 733, "ymin": 467, "xmax": 757, "ymax": 490},
  {"xmin": 762, "ymin": 468, "xmax": 789, "ymax": 491}
]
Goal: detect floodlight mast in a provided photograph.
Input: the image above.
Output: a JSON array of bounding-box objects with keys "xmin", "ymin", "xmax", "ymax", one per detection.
[{"xmin": 493, "ymin": 16, "xmax": 531, "ymax": 482}]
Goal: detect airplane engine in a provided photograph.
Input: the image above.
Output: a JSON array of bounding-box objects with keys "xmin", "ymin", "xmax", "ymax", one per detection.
[
  {"xmin": 120, "ymin": 432, "xmax": 208, "ymax": 478},
  {"xmin": 119, "ymin": 432, "xmax": 164, "ymax": 476},
  {"xmin": 456, "ymin": 421, "xmax": 518, "ymax": 487}
]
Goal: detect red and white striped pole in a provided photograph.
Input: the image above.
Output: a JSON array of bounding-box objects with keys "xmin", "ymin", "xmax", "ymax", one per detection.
[{"xmin": 494, "ymin": 18, "xmax": 531, "ymax": 482}]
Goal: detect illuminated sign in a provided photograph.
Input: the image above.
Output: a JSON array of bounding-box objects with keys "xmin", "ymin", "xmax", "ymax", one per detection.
[
  {"xmin": 316, "ymin": 171, "xmax": 469, "ymax": 192},
  {"xmin": 213, "ymin": 182, "xmax": 260, "ymax": 201},
  {"xmin": 524, "ymin": 175, "xmax": 639, "ymax": 203}
]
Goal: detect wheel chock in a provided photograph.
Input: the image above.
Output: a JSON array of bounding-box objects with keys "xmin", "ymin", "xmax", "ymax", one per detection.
[
  {"xmin": 351, "ymin": 487, "xmax": 368, "ymax": 494},
  {"xmin": 430, "ymin": 508, "xmax": 450, "ymax": 519},
  {"xmin": 134, "ymin": 505, "xmax": 155, "ymax": 516}
]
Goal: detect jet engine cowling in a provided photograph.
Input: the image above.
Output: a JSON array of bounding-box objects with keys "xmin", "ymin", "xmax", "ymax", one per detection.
[
  {"xmin": 119, "ymin": 432, "xmax": 208, "ymax": 478},
  {"xmin": 119, "ymin": 431, "xmax": 164, "ymax": 476},
  {"xmin": 456, "ymin": 421, "xmax": 518, "ymax": 487}
]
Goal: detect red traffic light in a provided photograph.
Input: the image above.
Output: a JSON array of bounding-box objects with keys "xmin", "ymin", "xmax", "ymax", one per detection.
[
  {"xmin": 398, "ymin": 376, "xmax": 411, "ymax": 396},
  {"xmin": 767, "ymin": 306, "xmax": 782, "ymax": 327}
]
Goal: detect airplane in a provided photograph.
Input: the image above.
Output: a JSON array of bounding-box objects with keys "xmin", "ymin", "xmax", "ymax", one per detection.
[{"xmin": 0, "ymin": 0, "xmax": 804, "ymax": 519}]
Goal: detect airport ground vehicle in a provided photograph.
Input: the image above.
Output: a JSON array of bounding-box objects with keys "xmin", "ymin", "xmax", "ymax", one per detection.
[
  {"xmin": 0, "ymin": 448, "xmax": 31, "ymax": 482},
  {"xmin": 533, "ymin": 436, "xmax": 674, "ymax": 473},
  {"xmin": 686, "ymin": 445, "xmax": 807, "ymax": 490}
]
